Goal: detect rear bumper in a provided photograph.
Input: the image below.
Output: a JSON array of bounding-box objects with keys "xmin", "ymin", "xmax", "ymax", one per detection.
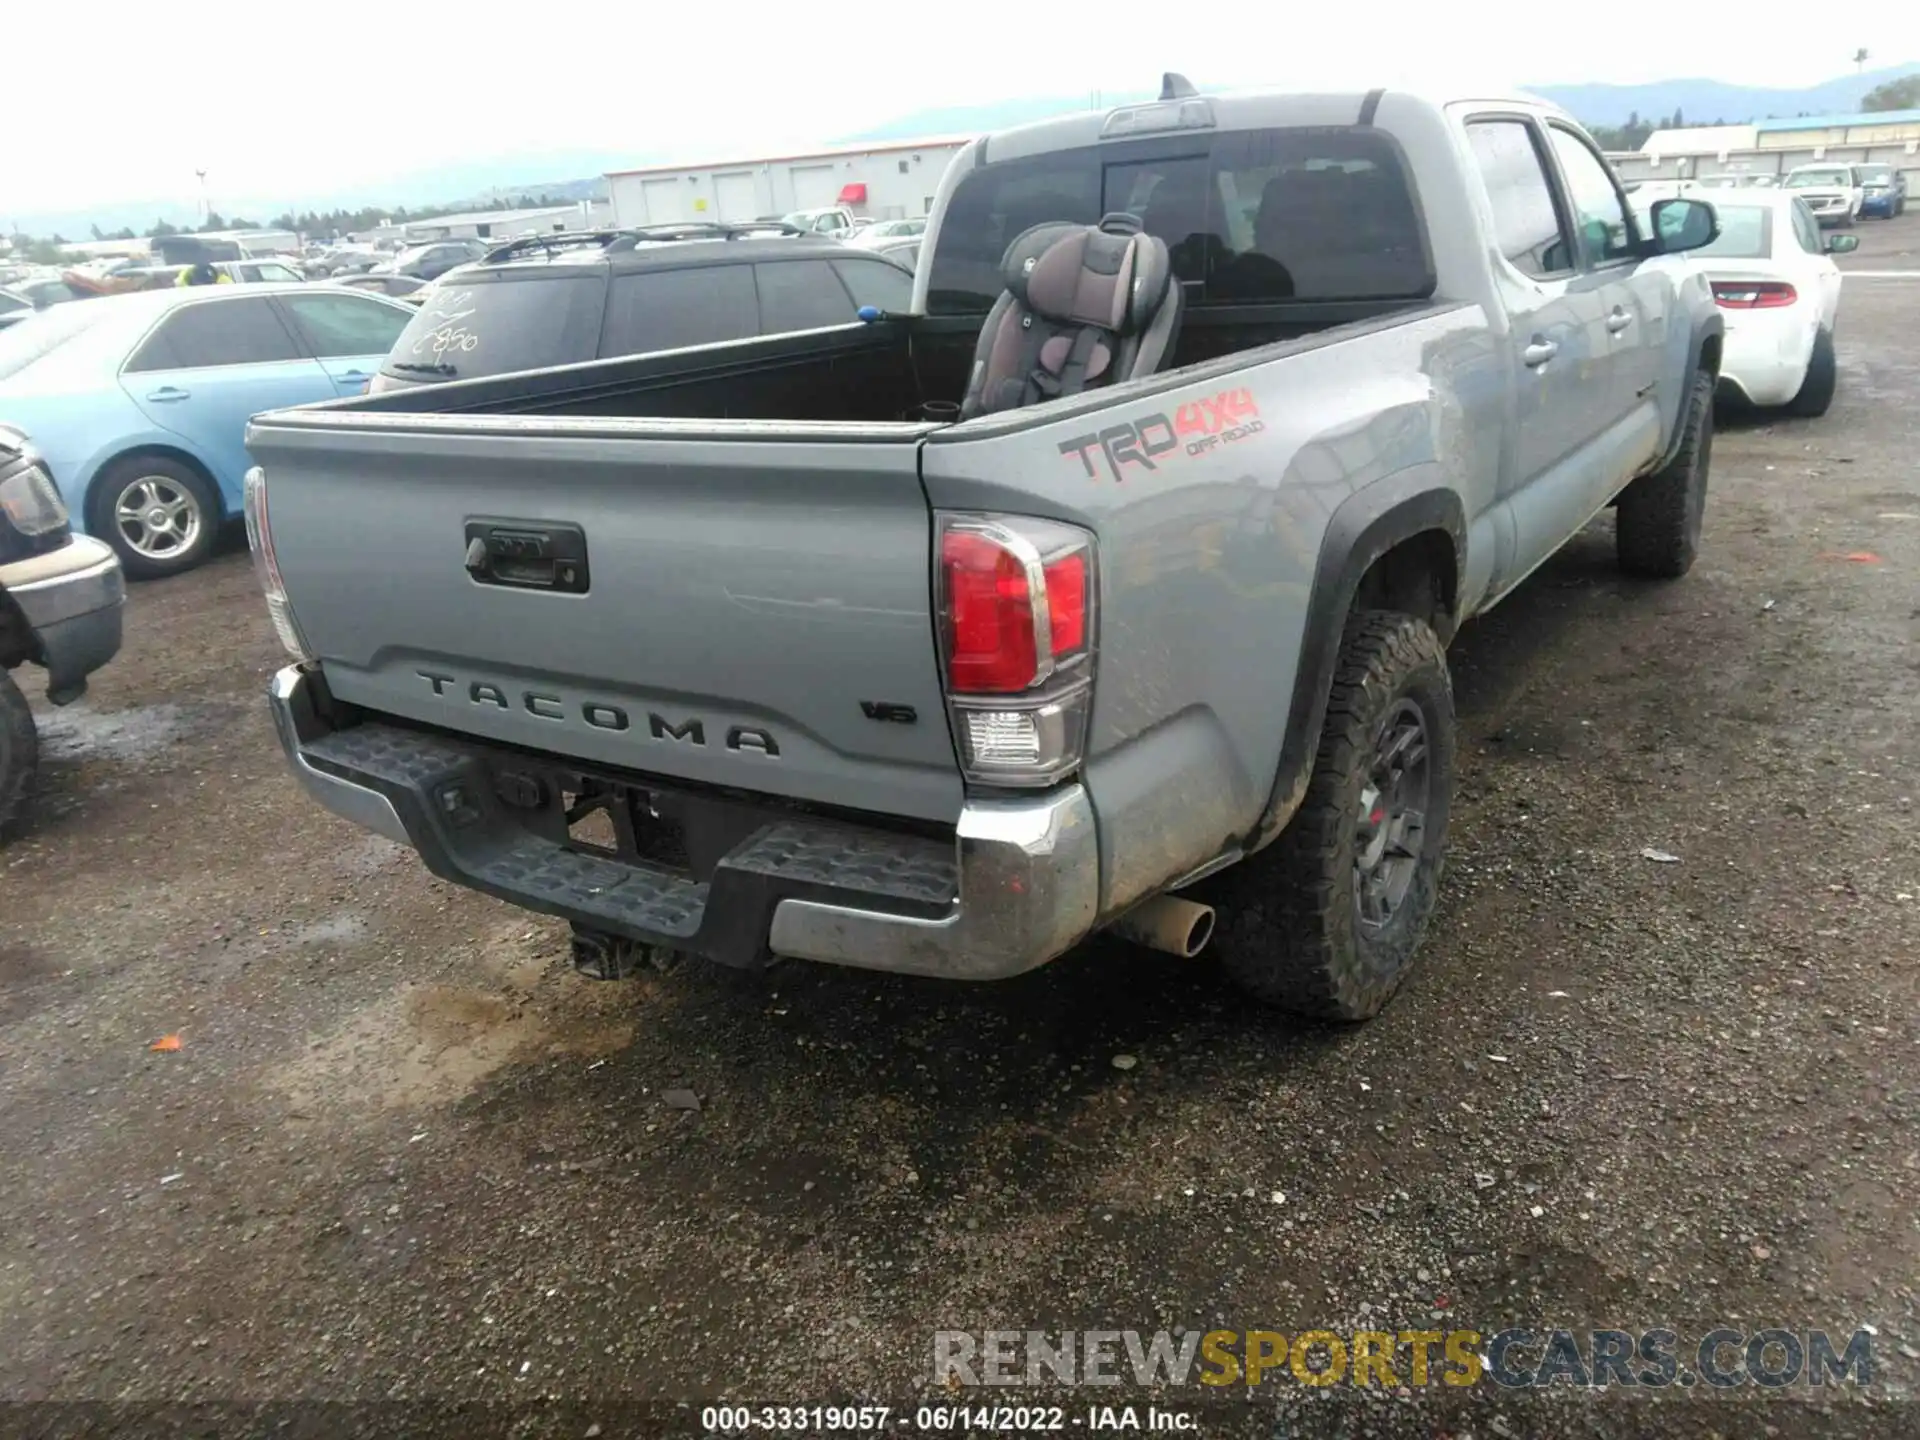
[
  {"xmin": 1715, "ymin": 311, "xmax": 1817, "ymax": 408},
  {"xmin": 269, "ymin": 664, "xmax": 1100, "ymax": 980},
  {"xmin": 2, "ymin": 536, "xmax": 125, "ymax": 702}
]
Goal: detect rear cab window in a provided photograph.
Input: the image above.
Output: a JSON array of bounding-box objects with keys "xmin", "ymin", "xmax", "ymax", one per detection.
[
  {"xmin": 924, "ymin": 125, "xmax": 1434, "ymax": 314},
  {"xmin": 381, "ymin": 270, "xmax": 605, "ymax": 381}
]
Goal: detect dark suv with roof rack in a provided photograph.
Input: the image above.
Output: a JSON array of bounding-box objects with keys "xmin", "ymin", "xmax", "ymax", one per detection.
[{"xmin": 371, "ymin": 222, "xmax": 915, "ymax": 392}]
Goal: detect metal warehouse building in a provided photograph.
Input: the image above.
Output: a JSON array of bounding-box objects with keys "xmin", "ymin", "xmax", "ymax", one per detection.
[
  {"xmin": 1608, "ymin": 108, "xmax": 1920, "ymax": 186},
  {"xmin": 606, "ymin": 136, "xmax": 972, "ymax": 227}
]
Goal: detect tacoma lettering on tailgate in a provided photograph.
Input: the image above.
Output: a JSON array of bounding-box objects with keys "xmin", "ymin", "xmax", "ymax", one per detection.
[
  {"xmin": 416, "ymin": 670, "xmax": 780, "ymax": 755},
  {"xmin": 1058, "ymin": 388, "xmax": 1265, "ymax": 482}
]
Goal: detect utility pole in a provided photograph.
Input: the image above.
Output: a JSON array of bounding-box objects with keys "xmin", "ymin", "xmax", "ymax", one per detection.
[
  {"xmin": 1853, "ymin": 47, "xmax": 1869, "ymax": 76},
  {"xmin": 195, "ymin": 169, "xmax": 209, "ymax": 227}
]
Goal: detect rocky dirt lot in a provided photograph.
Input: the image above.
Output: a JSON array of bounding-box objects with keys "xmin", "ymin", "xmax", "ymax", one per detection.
[{"xmin": 2, "ymin": 221, "xmax": 1917, "ymax": 1440}]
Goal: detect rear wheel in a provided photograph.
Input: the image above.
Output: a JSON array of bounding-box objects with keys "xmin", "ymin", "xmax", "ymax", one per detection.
[
  {"xmin": 88, "ymin": 455, "xmax": 221, "ymax": 580},
  {"xmin": 1617, "ymin": 368, "xmax": 1713, "ymax": 578},
  {"xmin": 1786, "ymin": 329, "xmax": 1837, "ymax": 418},
  {"xmin": 1202, "ymin": 611, "xmax": 1454, "ymax": 1021},
  {"xmin": 0, "ymin": 668, "xmax": 37, "ymax": 843}
]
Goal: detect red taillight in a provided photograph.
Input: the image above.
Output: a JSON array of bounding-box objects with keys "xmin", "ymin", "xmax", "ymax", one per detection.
[
  {"xmin": 939, "ymin": 522, "xmax": 1092, "ymax": 695},
  {"xmin": 1043, "ymin": 552, "xmax": 1088, "ymax": 657},
  {"xmin": 936, "ymin": 513, "xmax": 1097, "ymax": 787},
  {"xmin": 943, "ymin": 529, "xmax": 1040, "ymax": 693},
  {"xmin": 244, "ymin": 466, "xmax": 312, "ymax": 660},
  {"xmin": 1712, "ymin": 281, "xmax": 1797, "ymax": 309}
]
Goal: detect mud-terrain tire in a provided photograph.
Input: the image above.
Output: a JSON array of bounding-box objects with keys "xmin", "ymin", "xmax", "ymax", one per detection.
[
  {"xmin": 1785, "ymin": 329, "xmax": 1837, "ymax": 418},
  {"xmin": 1203, "ymin": 611, "xmax": 1454, "ymax": 1021},
  {"xmin": 1617, "ymin": 368, "xmax": 1713, "ymax": 579},
  {"xmin": 0, "ymin": 667, "xmax": 37, "ymax": 843}
]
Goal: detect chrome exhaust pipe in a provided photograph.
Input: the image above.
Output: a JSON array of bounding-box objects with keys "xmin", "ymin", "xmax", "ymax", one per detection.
[{"xmin": 1108, "ymin": 895, "xmax": 1216, "ymax": 958}]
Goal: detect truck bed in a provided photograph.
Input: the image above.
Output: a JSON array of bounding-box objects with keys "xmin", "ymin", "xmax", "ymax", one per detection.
[{"xmin": 327, "ymin": 300, "xmax": 1435, "ymax": 427}]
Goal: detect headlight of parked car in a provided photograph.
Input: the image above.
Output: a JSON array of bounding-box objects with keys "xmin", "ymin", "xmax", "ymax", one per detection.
[{"xmin": 0, "ymin": 446, "xmax": 73, "ymax": 562}]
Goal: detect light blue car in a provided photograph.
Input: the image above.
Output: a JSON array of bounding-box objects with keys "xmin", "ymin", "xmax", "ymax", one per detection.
[{"xmin": 0, "ymin": 284, "xmax": 413, "ymax": 578}]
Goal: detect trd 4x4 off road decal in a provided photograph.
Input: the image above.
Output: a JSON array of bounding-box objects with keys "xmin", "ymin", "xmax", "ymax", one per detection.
[{"xmin": 1058, "ymin": 388, "xmax": 1265, "ymax": 482}]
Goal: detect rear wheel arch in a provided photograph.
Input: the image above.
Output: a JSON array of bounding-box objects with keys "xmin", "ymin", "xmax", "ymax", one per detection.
[{"xmin": 1252, "ymin": 482, "xmax": 1466, "ymax": 847}]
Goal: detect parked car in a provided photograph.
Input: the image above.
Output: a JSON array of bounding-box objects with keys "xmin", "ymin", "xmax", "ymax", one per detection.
[
  {"xmin": 0, "ymin": 289, "xmax": 35, "ymax": 332},
  {"xmin": 848, "ymin": 217, "xmax": 928, "ymax": 249},
  {"xmin": 1854, "ymin": 163, "xmax": 1908, "ymax": 219},
  {"xmin": 1641, "ymin": 191, "xmax": 1856, "ymax": 414},
  {"xmin": 779, "ymin": 206, "xmax": 859, "ymax": 237},
  {"xmin": 0, "ymin": 425, "xmax": 125, "ymax": 838},
  {"xmin": 247, "ymin": 82, "xmax": 1725, "ymax": 1020},
  {"xmin": 1694, "ymin": 174, "xmax": 1778, "ymax": 191},
  {"xmin": 374, "ymin": 240, "xmax": 490, "ymax": 282},
  {"xmin": 0, "ymin": 285, "xmax": 414, "ymax": 579},
  {"xmin": 332, "ymin": 272, "xmax": 430, "ymax": 300},
  {"xmin": 369, "ymin": 223, "xmax": 913, "ymax": 393},
  {"xmin": 1782, "ymin": 164, "xmax": 1862, "ymax": 227},
  {"xmin": 307, "ymin": 245, "xmax": 383, "ymax": 278},
  {"xmin": 6, "ymin": 276, "xmax": 88, "ymax": 310},
  {"xmin": 102, "ymin": 259, "xmax": 310, "ymax": 290}
]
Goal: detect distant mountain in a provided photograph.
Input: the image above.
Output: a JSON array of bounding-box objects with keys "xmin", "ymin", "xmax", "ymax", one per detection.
[
  {"xmin": 1528, "ymin": 62, "xmax": 1920, "ymax": 127},
  {"xmin": 843, "ymin": 64, "xmax": 1920, "ymax": 142}
]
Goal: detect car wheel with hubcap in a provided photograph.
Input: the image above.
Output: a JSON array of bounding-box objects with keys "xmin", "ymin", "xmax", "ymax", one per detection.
[
  {"xmin": 0, "ymin": 667, "xmax": 37, "ymax": 843},
  {"xmin": 88, "ymin": 456, "xmax": 220, "ymax": 580},
  {"xmin": 1201, "ymin": 610, "xmax": 1455, "ymax": 1021}
]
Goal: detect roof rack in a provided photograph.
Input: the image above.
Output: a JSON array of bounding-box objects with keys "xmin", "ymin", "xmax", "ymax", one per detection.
[
  {"xmin": 479, "ymin": 220, "xmax": 810, "ymax": 265},
  {"xmin": 607, "ymin": 220, "xmax": 808, "ymax": 248},
  {"xmin": 481, "ymin": 229, "xmax": 631, "ymax": 263}
]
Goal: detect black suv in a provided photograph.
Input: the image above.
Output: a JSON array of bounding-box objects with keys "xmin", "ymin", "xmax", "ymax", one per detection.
[{"xmin": 373, "ymin": 223, "xmax": 915, "ymax": 392}]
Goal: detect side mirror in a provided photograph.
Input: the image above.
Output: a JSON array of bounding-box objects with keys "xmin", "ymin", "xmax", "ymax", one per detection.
[
  {"xmin": 1825, "ymin": 233, "xmax": 1860, "ymax": 255},
  {"xmin": 1648, "ymin": 197, "xmax": 1719, "ymax": 254}
]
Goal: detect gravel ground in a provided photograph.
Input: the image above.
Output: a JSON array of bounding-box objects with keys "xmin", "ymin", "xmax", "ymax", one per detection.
[{"xmin": 2, "ymin": 218, "xmax": 1917, "ymax": 1440}]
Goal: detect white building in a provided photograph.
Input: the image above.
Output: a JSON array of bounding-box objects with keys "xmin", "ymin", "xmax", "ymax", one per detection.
[
  {"xmin": 399, "ymin": 202, "xmax": 613, "ymax": 245},
  {"xmin": 1610, "ymin": 109, "xmax": 1920, "ymax": 186},
  {"xmin": 606, "ymin": 136, "xmax": 972, "ymax": 228}
]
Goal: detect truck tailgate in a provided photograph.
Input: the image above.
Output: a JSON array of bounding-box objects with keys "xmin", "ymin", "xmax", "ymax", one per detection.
[{"xmin": 249, "ymin": 417, "xmax": 963, "ymax": 823}]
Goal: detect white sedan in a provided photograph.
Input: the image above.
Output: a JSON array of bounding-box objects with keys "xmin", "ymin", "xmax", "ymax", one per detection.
[{"xmin": 1642, "ymin": 190, "xmax": 1857, "ymax": 416}]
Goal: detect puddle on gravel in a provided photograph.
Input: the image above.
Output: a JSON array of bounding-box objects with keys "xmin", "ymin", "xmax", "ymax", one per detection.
[{"xmin": 35, "ymin": 702, "xmax": 220, "ymax": 765}]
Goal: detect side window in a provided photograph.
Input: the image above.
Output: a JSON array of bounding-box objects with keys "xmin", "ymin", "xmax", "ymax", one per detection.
[
  {"xmin": 236, "ymin": 264, "xmax": 265, "ymax": 282},
  {"xmin": 1547, "ymin": 126, "xmax": 1637, "ymax": 264},
  {"xmin": 832, "ymin": 257, "xmax": 912, "ymax": 312},
  {"xmin": 280, "ymin": 293, "xmax": 412, "ymax": 358},
  {"xmin": 602, "ymin": 265, "xmax": 759, "ymax": 356},
  {"xmin": 1465, "ymin": 120, "xmax": 1574, "ymax": 279},
  {"xmin": 124, "ymin": 297, "xmax": 303, "ymax": 372},
  {"xmin": 1790, "ymin": 201, "xmax": 1824, "ymax": 255},
  {"xmin": 755, "ymin": 260, "xmax": 860, "ymax": 332}
]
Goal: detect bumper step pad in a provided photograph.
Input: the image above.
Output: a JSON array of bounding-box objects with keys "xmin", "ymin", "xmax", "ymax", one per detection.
[{"xmin": 299, "ymin": 721, "xmax": 956, "ymax": 967}]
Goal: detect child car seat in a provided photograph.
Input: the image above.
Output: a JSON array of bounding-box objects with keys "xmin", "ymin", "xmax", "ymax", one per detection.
[{"xmin": 958, "ymin": 213, "xmax": 1184, "ymax": 420}]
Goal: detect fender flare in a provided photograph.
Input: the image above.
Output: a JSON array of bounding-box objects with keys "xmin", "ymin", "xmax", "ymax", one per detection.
[
  {"xmin": 1251, "ymin": 478, "xmax": 1467, "ymax": 846},
  {"xmin": 1654, "ymin": 311, "xmax": 1725, "ymax": 473}
]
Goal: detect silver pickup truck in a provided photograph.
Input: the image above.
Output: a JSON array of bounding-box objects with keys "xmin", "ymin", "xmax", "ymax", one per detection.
[{"xmin": 245, "ymin": 83, "xmax": 1725, "ymax": 1020}]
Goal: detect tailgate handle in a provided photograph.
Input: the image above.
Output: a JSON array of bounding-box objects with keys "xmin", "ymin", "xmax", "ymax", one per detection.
[{"xmin": 463, "ymin": 518, "xmax": 590, "ymax": 595}]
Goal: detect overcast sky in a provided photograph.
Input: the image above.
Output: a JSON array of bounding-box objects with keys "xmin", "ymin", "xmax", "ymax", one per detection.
[{"xmin": 7, "ymin": 3, "xmax": 1917, "ymax": 215}]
